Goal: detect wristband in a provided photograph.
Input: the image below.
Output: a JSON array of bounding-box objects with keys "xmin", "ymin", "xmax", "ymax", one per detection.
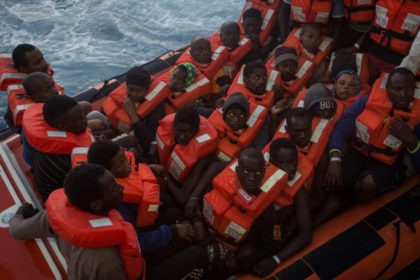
[
  {"xmin": 272, "ymin": 255, "xmax": 281, "ymax": 264},
  {"xmin": 329, "ymin": 149, "xmax": 342, "ymax": 157},
  {"xmin": 330, "ymin": 157, "xmax": 341, "ymax": 162},
  {"xmin": 354, "ymin": 43, "xmax": 360, "ymax": 50},
  {"xmin": 407, "ymin": 141, "xmax": 420, "ymax": 154},
  {"xmin": 151, "ymin": 141, "xmax": 157, "ymax": 145}
]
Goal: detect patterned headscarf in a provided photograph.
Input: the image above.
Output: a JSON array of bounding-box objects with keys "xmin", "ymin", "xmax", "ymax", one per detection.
[{"xmin": 172, "ymin": 62, "xmax": 197, "ymax": 90}]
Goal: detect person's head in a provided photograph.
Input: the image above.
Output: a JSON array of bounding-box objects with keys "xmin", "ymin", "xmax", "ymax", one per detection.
[
  {"xmin": 12, "ymin": 44, "xmax": 48, "ymax": 74},
  {"xmin": 334, "ymin": 70, "xmax": 361, "ymax": 100},
  {"xmin": 64, "ymin": 164, "xmax": 123, "ymax": 216},
  {"xmin": 43, "ymin": 95, "xmax": 87, "ymax": 134},
  {"xmin": 243, "ymin": 61, "xmax": 267, "ymax": 95},
  {"xmin": 190, "ymin": 36, "xmax": 212, "ymax": 64},
  {"xmin": 125, "ymin": 66, "xmax": 151, "ymax": 103},
  {"xmin": 236, "ymin": 148, "xmax": 265, "ymax": 195},
  {"xmin": 169, "ymin": 63, "xmax": 197, "ymax": 92},
  {"xmin": 274, "ymin": 46, "xmax": 299, "ymax": 82},
  {"xmin": 385, "ymin": 67, "xmax": 416, "ymax": 111},
  {"xmin": 23, "ymin": 72, "xmax": 59, "ymax": 102},
  {"xmin": 270, "ymin": 138, "xmax": 298, "ymax": 180},
  {"xmin": 299, "ymin": 24, "xmax": 322, "ymax": 54},
  {"xmin": 220, "ymin": 21, "xmax": 240, "ymax": 49},
  {"xmin": 222, "ymin": 92, "xmax": 250, "ymax": 131},
  {"xmin": 285, "ymin": 108, "xmax": 312, "ymax": 148},
  {"xmin": 304, "ymin": 83, "xmax": 337, "ymax": 119},
  {"xmin": 88, "ymin": 140, "xmax": 131, "ymax": 178},
  {"xmin": 242, "ymin": 8, "xmax": 262, "ymax": 37},
  {"xmin": 173, "ymin": 106, "xmax": 200, "ymax": 145}
]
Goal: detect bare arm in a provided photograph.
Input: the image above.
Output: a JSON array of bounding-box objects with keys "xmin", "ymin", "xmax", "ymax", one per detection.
[{"xmin": 278, "ymin": 2, "xmax": 291, "ymax": 43}]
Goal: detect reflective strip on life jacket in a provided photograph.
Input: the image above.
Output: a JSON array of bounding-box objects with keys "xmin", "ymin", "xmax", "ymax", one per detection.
[{"xmin": 290, "ymin": 0, "xmax": 332, "ymax": 24}]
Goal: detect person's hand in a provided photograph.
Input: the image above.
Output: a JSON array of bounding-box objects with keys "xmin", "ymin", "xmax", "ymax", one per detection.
[
  {"xmin": 252, "ymin": 257, "xmax": 278, "ymax": 278},
  {"xmin": 123, "ymin": 98, "xmax": 139, "ymax": 123},
  {"xmin": 148, "ymin": 164, "xmax": 167, "ymax": 180},
  {"xmin": 271, "ymin": 99, "xmax": 289, "ymax": 115},
  {"xmin": 175, "ymin": 222, "xmax": 196, "ymax": 242},
  {"xmin": 388, "ymin": 118, "xmax": 418, "ymax": 148},
  {"xmin": 324, "ymin": 161, "xmax": 343, "ymax": 191},
  {"xmin": 214, "ymin": 98, "xmax": 225, "ymax": 108},
  {"xmin": 185, "ymin": 198, "xmax": 200, "ymax": 219},
  {"xmin": 16, "ymin": 203, "xmax": 39, "ymax": 219}
]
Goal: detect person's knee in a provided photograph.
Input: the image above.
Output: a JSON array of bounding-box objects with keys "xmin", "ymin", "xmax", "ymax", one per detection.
[{"xmin": 355, "ymin": 174, "xmax": 377, "ymax": 201}]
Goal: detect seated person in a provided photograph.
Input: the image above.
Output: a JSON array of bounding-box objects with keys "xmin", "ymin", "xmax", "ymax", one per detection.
[
  {"xmin": 102, "ymin": 66, "xmax": 165, "ymax": 156},
  {"xmin": 9, "ymin": 164, "xmax": 209, "ymax": 280},
  {"xmin": 165, "ymin": 63, "xmax": 212, "ymax": 114},
  {"xmin": 156, "ymin": 107, "xmax": 218, "ymax": 208},
  {"xmin": 331, "ymin": 69, "xmax": 368, "ymax": 111},
  {"xmin": 239, "ymin": 7, "xmax": 277, "ymax": 64},
  {"xmin": 316, "ymin": 67, "xmax": 420, "ymax": 226},
  {"xmin": 209, "ymin": 91, "xmax": 270, "ymax": 161},
  {"xmin": 86, "ymin": 140, "xmax": 207, "ymax": 263},
  {"xmin": 22, "ymin": 95, "xmax": 94, "ymax": 201},
  {"xmin": 284, "ymin": 24, "xmax": 333, "ymax": 84},
  {"xmin": 228, "ymin": 60, "xmax": 279, "ymax": 109},
  {"xmin": 231, "ymin": 139, "xmax": 313, "ymax": 278},
  {"xmin": 210, "ymin": 21, "xmax": 252, "ymax": 79},
  {"xmin": 274, "ymin": 84, "xmax": 342, "ymax": 166}
]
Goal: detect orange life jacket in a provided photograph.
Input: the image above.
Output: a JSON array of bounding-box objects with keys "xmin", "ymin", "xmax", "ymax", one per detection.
[
  {"xmin": 273, "ymin": 89, "xmax": 344, "ymax": 165},
  {"xmin": 102, "ymin": 78, "xmax": 169, "ymax": 131},
  {"xmin": 203, "ymin": 160, "xmax": 287, "ymax": 242},
  {"xmin": 176, "ymin": 43, "xmax": 229, "ymax": 80},
  {"xmin": 290, "ymin": 0, "xmax": 332, "ymax": 24},
  {"xmin": 327, "ymin": 52, "xmax": 370, "ymax": 85},
  {"xmin": 209, "ymin": 32, "xmax": 253, "ymax": 79},
  {"xmin": 262, "ymin": 148, "xmax": 315, "ymax": 206},
  {"xmin": 162, "ymin": 68, "xmax": 212, "ymax": 115},
  {"xmin": 0, "ymin": 54, "xmax": 64, "ymax": 92},
  {"xmin": 265, "ymin": 55, "xmax": 315, "ymax": 99},
  {"xmin": 22, "ymin": 103, "xmax": 95, "ymax": 154},
  {"xmin": 156, "ymin": 114, "xmax": 218, "ymax": 182},
  {"xmin": 227, "ymin": 65, "xmax": 279, "ymax": 109},
  {"xmin": 370, "ymin": 0, "xmax": 420, "ymax": 55},
  {"xmin": 248, "ymin": 0, "xmax": 282, "ymax": 11},
  {"xmin": 7, "ymin": 83, "xmax": 65, "ymax": 126},
  {"xmin": 284, "ymin": 27, "xmax": 334, "ymax": 66},
  {"xmin": 208, "ymin": 102, "xmax": 268, "ymax": 161},
  {"xmin": 238, "ymin": 1, "xmax": 277, "ymax": 45},
  {"xmin": 46, "ymin": 188, "xmax": 144, "ymax": 280},
  {"xmin": 342, "ymin": 0, "xmax": 376, "ymax": 23},
  {"xmin": 71, "ymin": 149, "xmax": 160, "ymax": 228},
  {"xmin": 353, "ymin": 73, "xmax": 420, "ymax": 165}
]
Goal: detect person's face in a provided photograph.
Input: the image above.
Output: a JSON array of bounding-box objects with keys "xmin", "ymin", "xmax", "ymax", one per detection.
[
  {"xmin": 286, "ymin": 116, "xmax": 312, "ymax": 148},
  {"xmin": 224, "ymin": 108, "xmax": 247, "ymax": 131},
  {"xmin": 96, "ymin": 170, "xmax": 124, "ymax": 213},
  {"xmin": 220, "ymin": 24, "xmax": 240, "ymax": 49},
  {"xmin": 244, "ymin": 67, "xmax": 267, "ymax": 95},
  {"xmin": 270, "ymin": 148, "xmax": 298, "ymax": 180},
  {"xmin": 300, "ymin": 28, "xmax": 322, "ymax": 54},
  {"xmin": 335, "ymin": 73, "xmax": 356, "ymax": 100},
  {"xmin": 190, "ymin": 39, "xmax": 212, "ymax": 64},
  {"xmin": 127, "ymin": 85, "xmax": 148, "ymax": 103},
  {"xmin": 109, "ymin": 150, "xmax": 131, "ymax": 178},
  {"xmin": 58, "ymin": 105, "xmax": 88, "ymax": 134},
  {"xmin": 174, "ymin": 122, "xmax": 197, "ymax": 145},
  {"xmin": 236, "ymin": 155, "xmax": 265, "ymax": 195},
  {"xmin": 22, "ymin": 48, "xmax": 48, "ymax": 74},
  {"xmin": 32, "ymin": 75, "xmax": 59, "ymax": 102},
  {"xmin": 386, "ymin": 73, "xmax": 415, "ymax": 110},
  {"xmin": 242, "ymin": 17, "xmax": 261, "ymax": 37},
  {"xmin": 276, "ymin": 59, "xmax": 298, "ymax": 82},
  {"xmin": 170, "ymin": 68, "xmax": 187, "ymax": 92}
]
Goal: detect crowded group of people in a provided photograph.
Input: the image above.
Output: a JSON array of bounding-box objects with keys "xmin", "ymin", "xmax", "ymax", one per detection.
[{"xmin": 3, "ymin": 0, "xmax": 419, "ymax": 279}]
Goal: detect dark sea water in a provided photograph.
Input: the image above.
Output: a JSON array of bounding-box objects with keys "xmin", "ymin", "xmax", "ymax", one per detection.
[{"xmin": 0, "ymin": 0, "xmax": 243, "ymax": 130}]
